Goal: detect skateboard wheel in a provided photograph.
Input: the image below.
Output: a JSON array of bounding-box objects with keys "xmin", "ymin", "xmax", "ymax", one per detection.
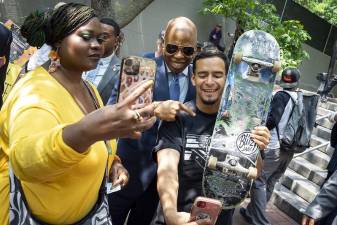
[
  {"xmin": 272, "ymin": 61, "xmax": 281, "ymax": 73},
  {"xmin": 208, "ymin": 156, "xmax": 218, "ymax": 170},
  {"xmin": 247, "ymin": 167, "xmax": 258, "ymax": 179},
  {"xmin": 233, "ymin": 53, "xmax": 242, "ymax": 64}
]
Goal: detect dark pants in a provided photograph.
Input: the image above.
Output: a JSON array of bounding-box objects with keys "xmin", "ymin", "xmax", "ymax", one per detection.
[
  {"xmin": 246, "ymin": 148, "xmax": 294, "ymax": 225},
  {"xmin": 315, "ymin": 164, "xmax": 337, "ymax": 225},
  {"xmin": 108, "ymin": 177, "xmax": 159, "ymax": 225}
]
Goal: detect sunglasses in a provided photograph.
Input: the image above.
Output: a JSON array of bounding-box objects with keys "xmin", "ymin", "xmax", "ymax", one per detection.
[
  {"xmin": 165, "ymin": 44, "xmax": 195, "ymax": 57},
  {"xmin": 0, "ymin": 56, "xmax": 7, "ymax": 69}
]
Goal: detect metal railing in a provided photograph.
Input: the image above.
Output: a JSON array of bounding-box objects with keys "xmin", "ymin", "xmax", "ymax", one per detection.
[{"xmin": 294, "ymin": 142, "xmax": 330, "ymax": 158}]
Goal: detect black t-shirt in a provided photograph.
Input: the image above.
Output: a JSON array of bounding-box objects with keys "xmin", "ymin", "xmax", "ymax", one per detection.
[{"xmin": 153, "ymin": 101, "xmax": 234, "ymax": 225}]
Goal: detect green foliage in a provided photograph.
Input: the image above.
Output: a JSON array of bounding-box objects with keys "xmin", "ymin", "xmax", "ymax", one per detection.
[
  {"xmin": 294, "ymin": 0, "xmax": 337, "ymax": 26},
  {"xmin": 201, "ymin": 0, "xmax": 311, "ymax": 68}
]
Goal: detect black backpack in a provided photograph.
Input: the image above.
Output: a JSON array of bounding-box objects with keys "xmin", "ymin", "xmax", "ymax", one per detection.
[{"xmin": 277, "ymin": 91, "xmax": 317, "ymax": 153}]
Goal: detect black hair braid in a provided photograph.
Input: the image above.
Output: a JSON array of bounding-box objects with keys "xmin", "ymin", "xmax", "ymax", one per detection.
[
  {"xmin": 44, "ymin": 3, "xmax": 96, "ymax": 48},
  {"xmin": 21, "ymin": 10, "xmax": 50, "ymax": 48}
]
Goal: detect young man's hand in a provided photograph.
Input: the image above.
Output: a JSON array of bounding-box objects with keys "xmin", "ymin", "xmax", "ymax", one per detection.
[
  {"xmin": 166, "ymin": 211, "xmax": 211, "ymax": 225},
  {"xmin": 301, "ymin": 215, "xmax": 315, "ymax": 225},
  {"xmin": 251, "ymin": 126, "xmax": 270, "ymax": 150},
  {"xmin": 109, "ymin": 160, "xmax": 129, "ymax": 187},
  {"xmin": 154, "ymin": 100, "xmax": 195, "ymax": 121}
]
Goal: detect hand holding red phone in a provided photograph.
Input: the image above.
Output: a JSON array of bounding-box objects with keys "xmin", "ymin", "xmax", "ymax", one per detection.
[
  {"xmin": 168, "ymin": 212, "xmax": 211, "ymax": 225},
  {"xmin": 189, "ymin": 197, "xmax": 222, "ymax": 225}
]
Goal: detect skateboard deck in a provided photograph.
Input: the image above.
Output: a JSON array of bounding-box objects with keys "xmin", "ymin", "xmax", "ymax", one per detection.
[{"xmin": 202, "ymin": 30, "xmax": 280, "ymax": 209}]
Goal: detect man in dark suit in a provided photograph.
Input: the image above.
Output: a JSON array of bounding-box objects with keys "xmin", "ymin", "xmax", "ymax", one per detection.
[
  {"xmin": 82, "ymin": 18, "xmax": 122, "ymax": 105},
  {"xmin": 0, "ymin": 23, "xmax": 12, "ymax": 108},
  {"xmin": 107, "ymin": 17, "xmax": 197, "ymax": 225}
]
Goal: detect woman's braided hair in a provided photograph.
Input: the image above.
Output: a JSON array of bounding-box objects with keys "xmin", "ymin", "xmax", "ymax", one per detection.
[{"xmin": 21, "ymin": 3, "xmax": 96, "ymax": 48}]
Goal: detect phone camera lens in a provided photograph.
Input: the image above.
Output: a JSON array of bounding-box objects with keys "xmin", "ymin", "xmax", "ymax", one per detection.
[{"xmin": 197, "ymin": 201, "xmax": 206, "ymax": 208}]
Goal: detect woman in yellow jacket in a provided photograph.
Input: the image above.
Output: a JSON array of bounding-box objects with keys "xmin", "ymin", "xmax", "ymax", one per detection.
[{"xmin": 0, "ymin": 3, "xmax": 156, "ymax": 225}]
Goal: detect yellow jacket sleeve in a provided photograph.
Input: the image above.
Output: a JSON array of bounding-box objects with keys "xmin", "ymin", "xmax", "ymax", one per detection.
[{"xmin": 9, "ymin": 105, "xmax": 88, "ymax": 183}]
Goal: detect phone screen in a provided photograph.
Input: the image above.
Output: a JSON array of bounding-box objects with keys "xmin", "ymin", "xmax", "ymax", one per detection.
[{"xmin": 117, "ymin": 56, "xmax": 157, "ymax": 105}]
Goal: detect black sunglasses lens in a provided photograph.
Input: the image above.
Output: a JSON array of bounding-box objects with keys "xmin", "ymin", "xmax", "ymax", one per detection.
[
  {"xmin": 166, "ymin": 44, "xmax": 178, "ymax": 54},
  {"xmin": 183, "ymin": 47, "xmax": 194, "ymax": 56}
]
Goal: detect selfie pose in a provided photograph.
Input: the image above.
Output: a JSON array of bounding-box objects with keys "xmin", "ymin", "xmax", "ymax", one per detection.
[
  {"xmin": 153, "ymin": 49, "xmax": 270, "ymax": 225},
  {"xmin": 0, "ymin": 3, "xmax": 155, "ymax": 225}
]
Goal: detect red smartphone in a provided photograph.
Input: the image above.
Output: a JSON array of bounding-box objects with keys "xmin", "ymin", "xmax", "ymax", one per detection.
[
  {"xmin": 117, "ymin": 56, "xmax": 157, "ymax": 105},
  {"xmin": 190, "ymin": 197, "xmax": 222, "ymax": 225}
]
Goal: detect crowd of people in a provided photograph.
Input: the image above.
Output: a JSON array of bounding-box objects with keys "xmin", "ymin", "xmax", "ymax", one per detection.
[{"xmin": 0, "ymin": 2, "xmax": 336, "ymax": 225}]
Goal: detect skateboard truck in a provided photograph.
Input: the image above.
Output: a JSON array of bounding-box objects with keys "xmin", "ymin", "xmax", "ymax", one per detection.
[
  {"xmin": 233, "ymin": 53, "xmax": 281, "ymax": 73},
  {"xmin": 207, "ymin": 155, "xmax": 258, "ymax": 179}
]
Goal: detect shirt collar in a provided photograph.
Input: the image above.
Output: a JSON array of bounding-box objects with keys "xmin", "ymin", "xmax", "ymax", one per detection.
[
  {"xmin": 166, "ymin": 64, "xmax": 189, "ymax": 77},
  {"xmin": 100, "ymin": 53, "xmax": 115, "ymax": 64}
]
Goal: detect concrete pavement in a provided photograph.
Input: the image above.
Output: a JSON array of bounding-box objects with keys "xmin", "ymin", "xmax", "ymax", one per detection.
[{"xmin": 232, "ymin": 199, "xmax": 299, "ymax": 225}]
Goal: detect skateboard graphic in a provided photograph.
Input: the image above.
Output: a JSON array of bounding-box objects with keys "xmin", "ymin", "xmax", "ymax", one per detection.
[{"xmin": 202, "ymin": 30, "xmax": 280, "ymax": 209}]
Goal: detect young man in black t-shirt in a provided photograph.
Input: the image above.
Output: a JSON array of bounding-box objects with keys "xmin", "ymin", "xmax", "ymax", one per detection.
[{"xmin": 153, "ymin": 49, "xmax": 270, "ymax": 225}]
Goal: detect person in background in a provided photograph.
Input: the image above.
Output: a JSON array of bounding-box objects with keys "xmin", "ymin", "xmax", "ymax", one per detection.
[
  {"xmin": 208, "ymin": 24, "xmax": 223, "ymax": 52},
  {"xmin": 302, "ymin": 170, "xmax": 337, "ymax": 225},
  {"xmin": 324, "ymin": 112, "xmax": 337, "ymax": 182},
  {"xmin": 306, "ymin": 112, "xmax": 337, "ymax": 225},
  {"xmin": 143, "ymin": 30, "xmax": 165, "ymax": 59},
  {"xmin": 0, "ymin": 3, "xmax": 156, "ymax": 224},
  {"xmin": 107, "ymin": 17, "xmax": 197, "ymax": 225},
  {"xmin": 0, "ymin": 23, "xmax": 12, "ymax": 108},
  {"xmin": 82, "ymin": 17, "xmax": 123, "ymax": 104},
  {"xmin": 196, "ymin": 42, "xmax": 202, "ymax": 54}
]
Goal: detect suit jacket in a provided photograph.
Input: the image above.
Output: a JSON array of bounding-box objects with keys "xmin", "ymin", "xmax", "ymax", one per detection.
[
  {"xmin": 114, "ymin": 56, "xmax": 196, "ymax": 197},
  {"xmin": 0, "ymin": 24, "xmax": 12, "ymax": 108},
  {"xmin": 97, "ymin": 55, "xmax": 121, "ymax": 105}
]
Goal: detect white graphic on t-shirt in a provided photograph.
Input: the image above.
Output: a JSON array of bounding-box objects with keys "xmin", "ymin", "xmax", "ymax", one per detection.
[{"xmin": 185, "ymin": 134, "xmax": 211, "ymax": 168}]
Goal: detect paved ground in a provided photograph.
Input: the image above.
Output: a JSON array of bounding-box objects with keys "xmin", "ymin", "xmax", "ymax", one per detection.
[{"xmin": 233, "ymin": 199, "xmax": 299, "ymax": 225}]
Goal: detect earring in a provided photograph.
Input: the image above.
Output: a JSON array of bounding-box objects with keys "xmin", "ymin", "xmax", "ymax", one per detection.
[{"xmin": 48, "ymin": 49, "xmax": 60, "ymax": 73}]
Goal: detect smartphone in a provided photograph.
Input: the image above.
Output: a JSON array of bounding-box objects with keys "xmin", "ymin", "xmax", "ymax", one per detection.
[
  {"xmin": 190, "ymin": 197, "xmax": 222, "ymax": 225},
  {"xmin": 117, "ymin": 56, "xmax": 157, "ymax": 105}
]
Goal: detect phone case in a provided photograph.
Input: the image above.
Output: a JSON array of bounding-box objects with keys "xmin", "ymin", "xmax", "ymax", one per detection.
[
  {"xmin": 190, "ymin": 197, "xmax": 222, "ymax": 225},
  {"xmin": 117, "ymin": 56, "xmax": 157, "ymax": 105}
]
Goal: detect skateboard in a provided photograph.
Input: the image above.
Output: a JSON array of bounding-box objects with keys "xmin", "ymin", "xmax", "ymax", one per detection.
[{"xmin": 202, "ymin": 30, "xmax": 281, "ymax": 209}]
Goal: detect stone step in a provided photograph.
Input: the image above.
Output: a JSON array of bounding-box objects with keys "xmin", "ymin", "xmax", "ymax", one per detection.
[
  {"xmin": 301, "ymin": 149, "xmax": 330, "ymax": 169},
  {"xmin": 312, "ymin": 125, "xmax": 331, "ymax": 140},
  {"xmin": 315, "ymin": 117, "xmax": 334, "ymax": 129},
  {"xmin": 309, "ymin": 135, "xmax": 331, "ymax": 155},
  {"xmin": 317, "ymin": 106, "xmax": 333, "ymax": 116},
  {"xmin": 316, "ymin": 107, "xmax": 334, "ymax": 129},
  {"xmin": 271, "ymin": 184, "xmax": 308, "ymax": 224},
  {"xmin": 288, "ymin": 157, "xmax": 327, "ymax": 186},
  {"xmin": 319, "ymin": 100, "xmax": 337, "ymax": 111},
  {"xmin": 281, "ymin": 169, "xmax": 320, "ymax": 203}
]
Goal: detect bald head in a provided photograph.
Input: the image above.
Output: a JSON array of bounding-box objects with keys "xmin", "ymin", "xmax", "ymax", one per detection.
[
  {"xmin": 164, "ymin": 17, "xmax": 197, "ymax": 45},
  {"xmin": 163, "ymin": 17, "xmax": 197, "ymax": 74}
]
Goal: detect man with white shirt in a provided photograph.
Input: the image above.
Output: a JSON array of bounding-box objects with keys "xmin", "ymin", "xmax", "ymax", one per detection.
[{"xmin": 82, "ymin": 17, "xmax": 122, "ymax": 104}]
